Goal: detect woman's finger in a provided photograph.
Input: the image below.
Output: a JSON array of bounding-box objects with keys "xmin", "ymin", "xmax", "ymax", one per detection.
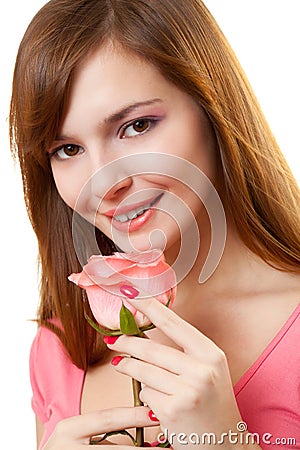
[
  {"xmin": 112, "ymin": 355, "xmax": 180, "ymax": 394},
  {"xmin": 107, "ymin": 334, "xmax": 187, "ymax": 374},
  {"xmin": 126, "ymin": 297, "xmax": 218, "ymax": 355},
  {"xmin": 115, "ymin": 346, "xmax": 229, "ymax": 396},
  {"xmin": 53, "ymin": 406, "xmax": 155, "ymax": 441},
  {"xmin": 139, "ymin": 385, "xmax": 166, "ymax": 414}
]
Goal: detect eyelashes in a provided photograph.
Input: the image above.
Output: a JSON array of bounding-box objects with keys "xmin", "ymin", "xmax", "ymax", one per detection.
[
  {"xmin": 49, "ymin": 144, "xmax": 84, "ymax": 160},
  {"xmin": 120, "ymin": 117, "xmax": 159, "ymax": 138}
]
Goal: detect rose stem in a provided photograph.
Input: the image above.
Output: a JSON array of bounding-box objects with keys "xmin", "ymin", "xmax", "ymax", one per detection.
[{"xmin": 132, "ymin": 378, "xmax": 144, "ymax": 446}]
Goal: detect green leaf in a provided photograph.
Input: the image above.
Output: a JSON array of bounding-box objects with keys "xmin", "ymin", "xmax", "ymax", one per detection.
[{"xmin": 119, "ymin": 302, "xmax": 141, "ymax": 335}]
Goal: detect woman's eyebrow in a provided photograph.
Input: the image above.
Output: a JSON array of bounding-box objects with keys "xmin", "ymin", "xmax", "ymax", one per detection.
[
  {"xmin": 54, "ymin": 98, "xmax": 163, "ymax": 141},
  {"xmin": 103, "ymin": 98, "xmax": 163, "ymax": 125}
]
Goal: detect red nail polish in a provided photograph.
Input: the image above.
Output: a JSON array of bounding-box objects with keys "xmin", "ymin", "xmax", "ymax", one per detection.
[
  {"xmin": 111, "ymin": 355, "xmax": 124, "ymax": 366},
  {"xmin": 120, "ymin": 285, "xmax": 139, "ymax": 299},
  {"xmin": 148, "ymin": 410, "xmax": 159, "ymax": 422},
  {"xmin": 103, "ymin": 335, "xmax": 119, "ymax": 345}
]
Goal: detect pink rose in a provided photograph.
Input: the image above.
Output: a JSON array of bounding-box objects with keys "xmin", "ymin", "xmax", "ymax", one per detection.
[{"xmin": 68, "ymin": 249, "xmax": 176, "ymax": 331}]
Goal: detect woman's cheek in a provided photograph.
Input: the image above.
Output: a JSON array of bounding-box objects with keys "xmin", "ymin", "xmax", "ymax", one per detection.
[{"xmin": 52, "ymin": 168, "xmax": 83, "ymax": 210}]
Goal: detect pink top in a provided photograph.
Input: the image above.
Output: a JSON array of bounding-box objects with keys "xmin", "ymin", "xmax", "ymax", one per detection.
[{"xmin": 30, "ymin": 304, "xmax": 300, "ymax": 449}]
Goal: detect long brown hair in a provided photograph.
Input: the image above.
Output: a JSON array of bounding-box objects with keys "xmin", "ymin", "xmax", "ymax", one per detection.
[{"xmin": 10, "ymin": 0, "xmax": 300, "ymax": 370}]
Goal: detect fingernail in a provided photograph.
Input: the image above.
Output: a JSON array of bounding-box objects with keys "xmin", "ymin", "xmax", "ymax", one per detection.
[
  {"xmin": 120, "ymin": 285, "xmax": 139, "ymax": 299},
  {"xmin": 148, "ymin": 410, "xmax": 159, "ymax": 422},
  {"xmin": 111, "ymin": 355, "xmax": 124, "ymax": 366},
  {"xmin": 103, "ymin": 335, "xmax": 119, "ymax": 345}
]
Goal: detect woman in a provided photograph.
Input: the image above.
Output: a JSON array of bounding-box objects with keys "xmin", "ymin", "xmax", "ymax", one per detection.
[{"xmin": 10, "ymin": 0, "xmax": 300, "ymax": 448}]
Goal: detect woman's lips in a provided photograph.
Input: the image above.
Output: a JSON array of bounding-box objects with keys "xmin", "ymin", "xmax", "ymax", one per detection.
[{"xmin": 107, "ymin": 193, "xmax": 164, "ymax": 232}]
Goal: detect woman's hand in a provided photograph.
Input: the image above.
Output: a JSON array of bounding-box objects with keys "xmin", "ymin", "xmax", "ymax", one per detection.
[
  {"xmin": 43, "ymin": 406, "xmax": 155, "ymax": 449},
  {"xmin": 106, "ymin": 297, "xmax": 260, "ymax": 450}
]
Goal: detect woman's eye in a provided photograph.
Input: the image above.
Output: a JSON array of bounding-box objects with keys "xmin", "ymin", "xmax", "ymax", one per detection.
[
  {"xmin": 121, "ymin": 118, "xmax": 153, "ymax": 138},
  {"xmin": 52, "ymin": 144, "xmax": 84, "ymax": 160}
]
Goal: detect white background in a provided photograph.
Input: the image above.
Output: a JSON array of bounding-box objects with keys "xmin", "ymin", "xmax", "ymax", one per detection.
[{"xmin": 0, "ymin": 1, "xmax": 299, "ymax": 448}]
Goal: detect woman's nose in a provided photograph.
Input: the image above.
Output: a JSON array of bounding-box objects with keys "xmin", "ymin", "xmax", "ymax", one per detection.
[
  {"xmin": 89, "ymin": 156, "xmax": 133, "ymax": 201},
  {"xmin": 102, "ymin": 175, "xmax": 133, "ymax": 200}
]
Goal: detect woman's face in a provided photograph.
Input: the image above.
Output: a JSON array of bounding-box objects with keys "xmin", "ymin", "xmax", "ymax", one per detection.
[{"xmin": 49, "ymin": 43, "xmax": 218, "ymax": 254}]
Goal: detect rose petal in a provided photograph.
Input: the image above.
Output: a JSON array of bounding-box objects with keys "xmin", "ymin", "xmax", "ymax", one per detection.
[
  {"xmin": 85, "ymin": 285, "xmax": 139, "ymax": 330},
  {"xmin": 120, "ymin": 264, "xmax": 176, "ymax": 297},
  {"xmin": 68, "ymin": 271, "xmax": 95, "ymax": 287},
  {"xmin": 87, "ymin": 254, "xmax": 136, "ymax": 277},
  {"xmin": 125, "ymin": 249, "xmax": 164, "ymax": 266},
  {"xmin": 68, "ymin": 250, "xmax": 177, "ymax": 331},
  {"xmin": 86, "ymin": 286, "xmax": 121, "ymax": 330}
]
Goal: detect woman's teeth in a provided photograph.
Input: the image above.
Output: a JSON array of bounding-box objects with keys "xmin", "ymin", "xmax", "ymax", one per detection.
[{"xmin": 114, "ymin": 201, "xmax": 153, "ymax": 223}]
